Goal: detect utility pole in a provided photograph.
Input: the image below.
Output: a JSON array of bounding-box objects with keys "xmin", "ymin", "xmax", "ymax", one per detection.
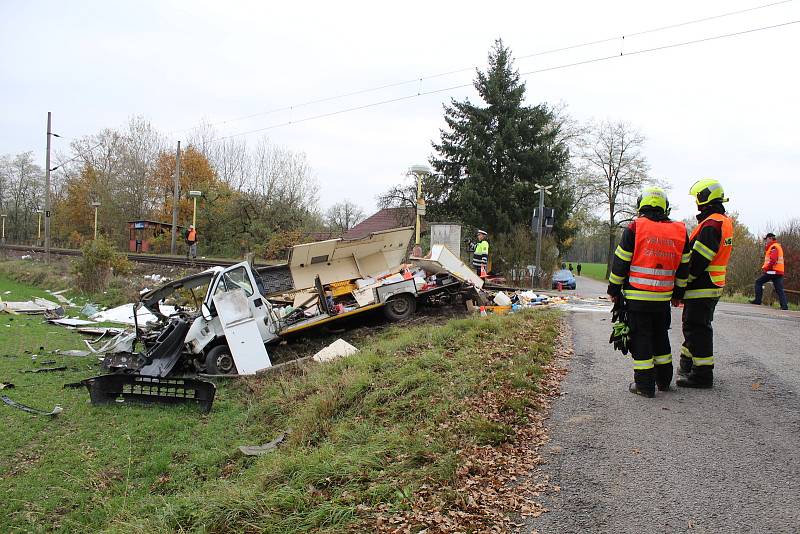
[
  {"xmin": 170, "ymin": 141, "xmax": 181, "ymax": 255},
  {"xmin": 533, "ymin": 182, "xmax": 552, "ymax": 288},
  {"xmin": 44, "ymin": 112, "xmax": 52, "ymax": 264}
]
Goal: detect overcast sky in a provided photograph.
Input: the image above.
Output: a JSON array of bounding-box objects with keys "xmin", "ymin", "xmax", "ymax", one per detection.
[{"xmin": 1, "ymin": 0, "xmax": 798, "ymax": 234}]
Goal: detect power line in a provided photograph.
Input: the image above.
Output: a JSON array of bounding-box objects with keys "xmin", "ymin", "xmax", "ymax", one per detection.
[
  {"xmin": 171, "ymin": 0, "xmax": 794, "ymax": 136},
  {"xmin": 49, "ymin": 141, "xmax": 104, "ymax": 171},
  {"xmin": 210, "ymin": 18, "xmax": 800, "ymax": 143}
]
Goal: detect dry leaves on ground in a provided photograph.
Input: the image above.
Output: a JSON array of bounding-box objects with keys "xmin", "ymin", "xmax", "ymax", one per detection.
[{"xmin": 372, "ymin": 319, "xmax": 574, "ymax": 533}]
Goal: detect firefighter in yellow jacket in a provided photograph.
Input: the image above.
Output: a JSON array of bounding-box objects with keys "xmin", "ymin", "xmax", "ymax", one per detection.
[
  {"xmin": 607, "ymin": 187, "xmax": 691, "ymax": 397},
  {"xmin": 676, "ymin": 179, "xmax": 734, "ymax": 388}
]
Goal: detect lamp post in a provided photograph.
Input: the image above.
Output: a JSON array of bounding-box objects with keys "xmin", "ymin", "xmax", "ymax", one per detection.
[
  {"xmin": 1, "ymin": 214, "xmax": 6, "ymax": 246},
  {"xmin": 188, "ymin": 190, "xmax": 202, "ymax": 227},
  {"xmin": 408, "ymin": 165, "xmax": 431, "ymax": 252},
  {"xmin": 36, "ymin": 209, "xmax": 43, "ymax": 247},
  {"xmin": 91, "ymin": 200, "xmax": 101, "ymax": 239}
]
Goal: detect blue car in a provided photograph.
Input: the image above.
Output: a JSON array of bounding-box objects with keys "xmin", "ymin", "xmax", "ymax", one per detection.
[{"xmin": 551, "ymin": 269, "xmax": 576, "ymax": 290}]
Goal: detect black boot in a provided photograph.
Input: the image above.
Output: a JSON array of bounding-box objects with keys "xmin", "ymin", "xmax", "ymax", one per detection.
[
  {"xmin": 629, "ymin": 382, "xmax": 655, "ymax": 398},
  {"xmin": 676, "ymin": 374, "xmax": 713, "ymax": 389},
  {"xmin": 748, "ymin": 299, "xmax": 760, "ymax": 305},
  {"xmin": 678, "ymin": 356, "xmax": 692, "ymax": 377},
  {"xmin": 657, "ymin": 382, "xmax": 673, "ymax": 392}
]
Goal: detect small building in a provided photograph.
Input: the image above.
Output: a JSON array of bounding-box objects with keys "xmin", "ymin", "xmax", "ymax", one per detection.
[{"xmin": 127, "ymin": 220, "xmax": 182, "ymax": 253}]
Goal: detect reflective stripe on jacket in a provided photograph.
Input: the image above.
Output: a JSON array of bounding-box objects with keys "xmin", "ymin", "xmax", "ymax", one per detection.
[
  {"xmin": 627, "ymin": 217, "xmax": 686, "ymax": 298},
  {"xmin": 762, "ymin": 242, "xmax": 785, "ymax": 275},
  {"xmin": 688, "ymin": 212, "xmax": 733, "ymax": 288}
]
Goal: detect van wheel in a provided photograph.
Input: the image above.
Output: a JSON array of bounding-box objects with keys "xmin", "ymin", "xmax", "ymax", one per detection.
[
  {"xmin": 383, "ymin": 294, "xmax": 416, "ymax": 322},
  {"xmin": 205, "ymin": 345, "xmax": 238, "ymax": 375}
]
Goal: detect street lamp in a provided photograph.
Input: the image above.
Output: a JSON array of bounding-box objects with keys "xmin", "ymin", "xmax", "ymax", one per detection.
[
  {"xmin": 188, "ymin": 190, "xmax": 202, "ymax": 227},
  {"xmin": 36, "ymin": 209, "xmax": 43, "ymax": 247},
  {"xmin": 408, "ymin": 165, "xmax": 431, "ymax": 250},
  {"xmin": 91, "ymin": 200, "xmax": 101, "ymax": 239},
  {"xmin": 1, "ymin": 214, "xmax": 7, "ymax": 246}
]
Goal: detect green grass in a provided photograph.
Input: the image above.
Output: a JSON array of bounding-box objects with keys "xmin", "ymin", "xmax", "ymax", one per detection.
[
  {"xmin": 0, "ymin": 274, "xmax": 563, "ymax": 532},
  {"xmin": 721, "ymin": 291, "xmax": 799, "ymax": 311},
  {"xmin": 573, "ymin": 261, "xmax": 607, "ymax": 281}
]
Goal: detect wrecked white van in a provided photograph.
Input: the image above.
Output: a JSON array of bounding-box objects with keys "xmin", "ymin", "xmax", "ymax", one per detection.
[{"xmin": 126, "ymin": 227, "xmax": 480, "ymax": 376}]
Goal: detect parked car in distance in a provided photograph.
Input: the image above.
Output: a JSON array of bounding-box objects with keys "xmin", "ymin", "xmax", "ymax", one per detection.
[{"xmin": 551, "ymin": 269, "xmax": 576, "ymax": 290}]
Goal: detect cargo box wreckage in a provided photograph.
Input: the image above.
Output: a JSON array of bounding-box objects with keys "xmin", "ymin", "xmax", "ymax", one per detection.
[{"xmin": 101, "ymin": 227, "xmax": 486, "ymax": 378}]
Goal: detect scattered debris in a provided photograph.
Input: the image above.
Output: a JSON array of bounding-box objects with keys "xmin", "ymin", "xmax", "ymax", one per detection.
[
  {"xmin": 2, "ymin": 395, "xmax": 63, "ymax": 417},
  {"xmin": 238, "ymin": 431, "xmax": 290, "ymax": 456},
  {"xmin": 80, "ymin": 303, "xmax": 99, "ymax": 317},
  {"xmin": 0, "ymin": 297, "xmax": 63, "ymax": 316},
  {"xmin": 55, "ymin": 349, "xmax": 92, "ymax": 357},
  {"xmin": 77, "ymin": 326, "xmax": 125, "ymax": 337},
  {"xmin": 80, "ymin": 374, "xmax": 216, "ymax": 413},
  {"xmin": 312, "ymin": 339, "xmax": 359, "ymax": 363},
  {"xmin": 0, "ymin": 382, "xmax": 14, "ymax": 390},
  {"xmin": 30, "ymin": 366, "xmax": 68, "ymax": 373},
  {"xmin": 48, "ymin": 318, "xmax": 98, "ymax": 327},
  {"xmin": 90, "ymin": 302, "xmax": 177, "ymax": 325}
]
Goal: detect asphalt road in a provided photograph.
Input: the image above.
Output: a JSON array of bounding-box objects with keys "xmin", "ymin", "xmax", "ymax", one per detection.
[{"xmin": 528, "ymin": 275, "xmax": 800, "ymax": 534}]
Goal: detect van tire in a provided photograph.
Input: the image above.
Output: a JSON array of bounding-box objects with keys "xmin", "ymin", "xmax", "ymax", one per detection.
[
  {"xmin": 205, "ymin": 344, "xmax": 238, "ymax": 375},
  {"xmin": 383, "ymin": 293, "xmax": 416, "ymax": 322}
]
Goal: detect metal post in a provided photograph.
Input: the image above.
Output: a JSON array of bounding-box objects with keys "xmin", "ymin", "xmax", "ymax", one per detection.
[
  {"xmin": 37, "ymin": 211, "xmax": 42, "ymax": 246},
  {"xmin": 192, "ymin": 196, "xmax": 197, "ymax": 227},
  {"xmin": 44, "ymin": 112, "xmax": 52, "ymax": 263},
  {"xmin": 1, "ymin": 216, "xmax": 5, "ymax": 243},
  {"xmin": 94, "ymin": 207, "xmax": 98, "ymax": 239},
  {"xmin": 415, "ymin": 173, "xmax": 422, "ymax": 245},
  {"xmin": 170, "ymin": 141, "xmax": 181, "ymax": 254}
]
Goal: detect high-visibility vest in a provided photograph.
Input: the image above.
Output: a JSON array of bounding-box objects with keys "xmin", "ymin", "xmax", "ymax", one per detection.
[
  {"xmin": 188, "ymin": 229, "xmax": 197, "ymax": 242},
  {"xmin": 762, "ymin": 242, "xmax": 785, "ymax": 275},
  {"xmin": 472, "ymin": 240, "xmax": 489, "ymax": 266},
  {"xmin": 628, "ymin": 217, "xmax": 686, "ymax": 293},
  {"xmin": 689, "ymin": 212, "xmax": 733, "ymax": 287}
]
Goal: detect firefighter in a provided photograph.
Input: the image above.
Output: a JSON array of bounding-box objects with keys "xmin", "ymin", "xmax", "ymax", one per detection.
[
  {"xmin": 607, "ymin": 187, "xmax": 690, "ymax": 398},
  {"xmin": 675, "ymin": 179, "xmax": 734, "ymax": 388},
  {"xmin": 750, "ymin": 233, "xmax": 788, "ymax": 310},
  {"xmin": 472, "ymin": 230, "xmax": 489, "ymax": 277}
]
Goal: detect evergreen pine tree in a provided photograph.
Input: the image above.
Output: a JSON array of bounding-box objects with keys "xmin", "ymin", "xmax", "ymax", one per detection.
[{"xmin": 430, "ymin": 39, "xmax": 573, "ymax": 247}]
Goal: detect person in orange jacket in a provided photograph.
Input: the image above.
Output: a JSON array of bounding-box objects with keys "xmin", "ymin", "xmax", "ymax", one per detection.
[
  {"xmin": 185, "ymin": 224, "xmax": 198, "ymax": 260},
  {"xmin": 750, "ymin": 233, "xmax": 788, "ymax": 310}
]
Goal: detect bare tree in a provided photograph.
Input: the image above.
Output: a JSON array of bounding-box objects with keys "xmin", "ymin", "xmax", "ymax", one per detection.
[
  {"xmin": 578, "ymin": 120, "xmax": 651, "ymax": 278},
  {"xmin": 2, "ymin": 152, "xmax": 44, "ymax": 241},
  {"xmin": 325, "ymin": 200, "xmax": 365, "ymax": 235}
]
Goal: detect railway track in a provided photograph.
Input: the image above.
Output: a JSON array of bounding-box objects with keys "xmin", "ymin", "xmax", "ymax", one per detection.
[{"xmin": 1, "ymin": 244, "xmax": 240, "ymax": 268}]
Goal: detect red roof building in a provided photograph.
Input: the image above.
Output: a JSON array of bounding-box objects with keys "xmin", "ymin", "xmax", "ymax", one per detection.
[{"xmin": 342, "ymin": 207, "xmax": 417, "ymax": 240}]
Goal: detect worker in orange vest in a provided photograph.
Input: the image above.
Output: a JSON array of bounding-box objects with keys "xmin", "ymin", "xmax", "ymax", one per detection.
[
  {"xmin": 750, "ymin": 232, "xmax": 788, "ymax": 310},
  {"xmin": 675, "ymin": 179, "xmax": 734, "ymax": 389},
  {"xmin": 607, "ymin": 187, "xmax": 690, "ymax": 398},
  {"xmin": 185, "ymin": 224, "xmax": 198, "ymax": 260}
]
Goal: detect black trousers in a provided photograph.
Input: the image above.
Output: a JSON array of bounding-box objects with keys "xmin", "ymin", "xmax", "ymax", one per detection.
[
  {"xmin": 754, "ymin": 273, "xmax": 789, "ymax": 309},
  {"xmin": 628, "ymin": 306, "xmax": 673, "ymax": 391},
  {"xmin": 680, "ymin": 297, "xmax": 718, "ymax": 383}
]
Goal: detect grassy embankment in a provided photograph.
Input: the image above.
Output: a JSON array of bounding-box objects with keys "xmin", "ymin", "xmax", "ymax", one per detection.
[
  {"xmin": 574, "ymin": 262, "xmax": 607, "ymax": 281},
  {"xmin": 0, "ymin": 273, "xmax": 562, "ymax": 532}
]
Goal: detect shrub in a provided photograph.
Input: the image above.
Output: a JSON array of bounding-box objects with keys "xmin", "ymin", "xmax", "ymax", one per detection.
[{"xmin": 71, "ymin": 236, "xmax": 133, "ymax": 292}]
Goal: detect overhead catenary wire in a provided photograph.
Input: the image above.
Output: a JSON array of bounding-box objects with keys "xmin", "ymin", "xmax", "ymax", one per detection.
[
  {"xmin": 170, "ymin": 0, "xmax": 794, "ymax": 135},
  {"xmin": 49, "ymin": 141, "xmax": 104, "ymax": 171},
  {"xmin": 211, "ymin": 18, "xmax": 800, "ymax": 143}
]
